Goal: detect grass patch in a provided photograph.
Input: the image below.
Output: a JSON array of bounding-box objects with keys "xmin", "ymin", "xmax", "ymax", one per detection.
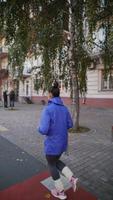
[{"xmin": 69, "ymin": 126, "xmax": 90, "ymax": 133}]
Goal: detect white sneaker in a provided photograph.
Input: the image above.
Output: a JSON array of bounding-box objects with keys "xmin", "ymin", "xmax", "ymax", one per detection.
[
  {"xmin": 70, "ymin": 177, "xmax": 78, "ymax": 192},
  {"xmin": 51, "ymin": 188, "xmax": 67, "ymax": 199}
]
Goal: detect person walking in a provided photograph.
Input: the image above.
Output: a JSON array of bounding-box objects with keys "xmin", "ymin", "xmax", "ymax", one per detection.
[
  {"xmin": 38, "ymin": 82, "xmax": 78, "ymax": 200},
  {"xmin": 3, "ymin": 90, "xmax": 8, "ymax": 108}
]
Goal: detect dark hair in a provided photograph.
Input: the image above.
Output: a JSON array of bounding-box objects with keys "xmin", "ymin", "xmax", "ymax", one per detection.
[{"xmin": 49, "ymin": 82, "xmax": 60, "ymax": 97}]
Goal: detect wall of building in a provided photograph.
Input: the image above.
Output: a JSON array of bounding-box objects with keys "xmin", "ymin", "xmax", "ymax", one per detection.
[
  {"xmin": 18, "ymin": 76, "xmax": 70, "ymax": 104},
  {"xmin": 18, "ymin": 67, "xmax": 113, "ymax": 108},
  {"xmin": 86, "ymin": 69, "xmax": 113, "ymax": 99}
]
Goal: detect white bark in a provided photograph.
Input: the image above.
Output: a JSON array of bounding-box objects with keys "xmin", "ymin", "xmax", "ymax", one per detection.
[{"xmin": 68, "ymin": 0, "xmax": 80, "ymax": 129}]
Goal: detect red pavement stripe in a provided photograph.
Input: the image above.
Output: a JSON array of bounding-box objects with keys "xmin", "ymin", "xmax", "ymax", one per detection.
[{"xmin": 0, "ymin": 171, "xmax": 97, "ymax": 200}]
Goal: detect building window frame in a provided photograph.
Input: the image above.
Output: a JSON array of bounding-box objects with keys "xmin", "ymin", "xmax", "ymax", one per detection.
[{"xmin": 101, "ymin": 70, "xmax": 113, "ymax": 91}]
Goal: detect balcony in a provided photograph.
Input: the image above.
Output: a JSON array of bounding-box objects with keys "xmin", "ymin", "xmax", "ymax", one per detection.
[
  {"xmin": 0, "ymin": 46, "xmax": 8, "ymax": 59},
  {"xmin": 0, "ymin": 69, "xmax": 9, "ymax": 79},
  {"xmin": 0, "ymin": 46, "xmax": 8, "ymax": 53}
]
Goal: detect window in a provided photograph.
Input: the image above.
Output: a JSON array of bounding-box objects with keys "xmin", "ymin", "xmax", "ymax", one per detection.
[
  {"xmin": 101, "ymin": 70, "xmax": 113, "ymax": 91},
  {"xmin": 26, "ymin": 84, "xmax": 29, "ymax": 96}
]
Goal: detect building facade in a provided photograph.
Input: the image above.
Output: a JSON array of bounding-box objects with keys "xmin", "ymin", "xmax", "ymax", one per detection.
[
  {"xmin": 18, "ymin": 55, "xmax": 113, "ymax": 107},
  {"xmin": 0, "ymin": 40, "xmax": 113, "ymax": 107},
  {"xmin": 0, "ymin": 38, "xmax": 18, "ymax": 102},
  {"xmin": 0, "ymin": 40, "xmax": 9, "ymax": 100}
]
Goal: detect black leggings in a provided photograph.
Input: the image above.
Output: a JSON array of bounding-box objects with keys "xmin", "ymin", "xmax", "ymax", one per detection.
[{"xmin": 46, "ymin": 154, "xmax": 66, "ymax": 180}]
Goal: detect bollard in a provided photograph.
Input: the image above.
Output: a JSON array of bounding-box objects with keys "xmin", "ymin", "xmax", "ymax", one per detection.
[{"xmin": 111, "ymin": 126, "xmax": 113, "ymax": 142}]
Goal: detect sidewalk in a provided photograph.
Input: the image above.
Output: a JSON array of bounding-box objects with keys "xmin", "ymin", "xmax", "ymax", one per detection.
[
  {"xmin": 0, "ymin": 120, "xmax": 97, "ymax": 200},
  {"xmin": 0, "ymin": 103, "xmax": 113, "ymax": 199},
  {"xmin": 0, "ymin": 136, "xmax": 97, "ymax": 200}
]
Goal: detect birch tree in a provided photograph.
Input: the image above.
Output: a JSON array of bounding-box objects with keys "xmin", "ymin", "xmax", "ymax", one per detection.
[{"xmin": 0, "ymin": 0, "xmax": 113, "ymax": 130}]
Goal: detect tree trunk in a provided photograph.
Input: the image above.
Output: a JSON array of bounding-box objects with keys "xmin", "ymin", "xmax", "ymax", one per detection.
[
  {"xmin": 69, "ymin": 0, "xmax": 80, "ymax": 130},
  {"xmin": 70, "ymin": 70, "xmax": 79, "ymax": 130}
]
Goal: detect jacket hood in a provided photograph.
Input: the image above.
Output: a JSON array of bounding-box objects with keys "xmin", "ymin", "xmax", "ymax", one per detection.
[{"xmin": 48, "ymin": 97, "xmax": 64, "ymax": 106}]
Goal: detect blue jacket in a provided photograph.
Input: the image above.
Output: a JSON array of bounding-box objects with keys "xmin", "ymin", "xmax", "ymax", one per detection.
[{"xmin": 38, "ymin": 97, "xmax": 73, "ymax": 155}]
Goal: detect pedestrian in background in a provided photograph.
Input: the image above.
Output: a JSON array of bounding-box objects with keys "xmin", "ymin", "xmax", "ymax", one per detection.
[
  {"xmin": 3, "ymin": 90, "xmax": 8, "ymax": 108},
  {"xmin": 9, "ymin": 90, "xmax": 15, "ymax": 109},
  {"xmin": 38, "ymin": 82, "xmax": 78, "ymax": 200}
]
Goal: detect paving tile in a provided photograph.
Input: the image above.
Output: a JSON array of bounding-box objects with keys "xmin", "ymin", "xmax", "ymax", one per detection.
[{"xmin": 0, "ymin": 103, "xmax": 113, "ymax": 199}]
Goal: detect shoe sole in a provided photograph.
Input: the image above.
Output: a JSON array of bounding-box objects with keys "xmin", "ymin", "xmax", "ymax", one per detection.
[{"xmin": 51, "ymin": 192, "xmax": 67, "ymax": 200}]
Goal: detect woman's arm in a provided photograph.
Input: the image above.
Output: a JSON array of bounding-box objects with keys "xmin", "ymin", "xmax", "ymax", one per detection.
[{"xmin": 38, "ymin": 108, "xmax": 50, "ymax": 135}]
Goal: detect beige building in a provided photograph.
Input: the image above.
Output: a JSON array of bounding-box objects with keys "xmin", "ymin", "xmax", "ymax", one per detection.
[
  {"xmin": 0, "ymin": 38, "xmax": 113, "ymax": 107},
  {"xmin": 0, "ymin": 38, "xmax": 18, "ymax": 102},
  {"xmin": 0, "ymin": 38, "xmax": 9, "ymax": 100},
  {"xmin": 18, "ymin": 54, "xmax": 113, "ymax": 107},
  {"xmin": 86, "ymin": 56, "xmax": 113, "ymax": 107}
]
